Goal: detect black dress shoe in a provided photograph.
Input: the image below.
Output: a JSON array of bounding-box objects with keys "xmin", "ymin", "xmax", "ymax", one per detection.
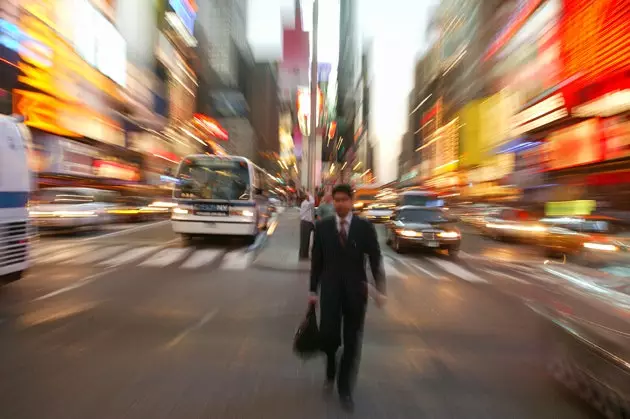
[{"xmin": 339, "ymin": 394, "xmax": 354, "ymax": 412}]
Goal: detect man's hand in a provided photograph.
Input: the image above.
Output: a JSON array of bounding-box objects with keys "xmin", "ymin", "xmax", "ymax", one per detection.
[{"xmin": 308, "ymin": 293, "xmax": 319, "ymax": 305}]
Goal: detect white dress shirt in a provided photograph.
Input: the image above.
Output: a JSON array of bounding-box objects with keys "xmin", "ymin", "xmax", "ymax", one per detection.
[
  {"xmin": 335, "ymin": 212, "xmax": 353, "ymax": 236},
  {"xmin": 300, "ymin": 195, "xmax": 315, "ymax": 223}
]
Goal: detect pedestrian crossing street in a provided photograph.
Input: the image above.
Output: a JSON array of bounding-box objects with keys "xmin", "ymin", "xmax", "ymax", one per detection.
[
  {"xmin": 31, "ymin": 241, "xmax": 554, "ymax": 288},
  {"xmin": 31, "ymin": 243, "xmax": 255, "ymax": 271}
]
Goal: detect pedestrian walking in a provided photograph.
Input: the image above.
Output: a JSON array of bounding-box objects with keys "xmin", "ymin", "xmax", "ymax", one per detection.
[
  {"xmin": 299, "ymin": 192, "xmax": 315, "ymax": 259},
  {"xmin": 309, "ymin": 184, "xmax": 387, "ymax": 412},
  {"xmin": 316, "ymin": 192, "xmax": 335, "ymax": 220}
]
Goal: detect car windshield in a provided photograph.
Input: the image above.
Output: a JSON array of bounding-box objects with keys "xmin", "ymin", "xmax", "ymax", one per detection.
[
  {"xmin": 175, "ymin": 158, "xmax": 250, "ymax": 200},
  {"xmin": 31, "ymin": 190, "xmax": 95, "ymax": 205},
  {"xmin": 398, "ymin": 209, "xmax": 450, "ymax": 223},
  {"xmin": 402, "ymin": 194, "xmax": 443, "ymax": 207}
]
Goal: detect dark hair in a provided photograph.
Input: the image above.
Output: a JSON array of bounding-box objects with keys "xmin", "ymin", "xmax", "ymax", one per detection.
[{"xmin": 332, "ymin": 184, "xmax": 353, "ymax": 199}]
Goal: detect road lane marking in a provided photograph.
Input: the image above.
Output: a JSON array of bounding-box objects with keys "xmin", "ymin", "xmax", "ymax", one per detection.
[
  {"xmin": 140, "ymin": 248, "xmax": 191, "ymax": 267},
  {"xmin": 36, "ymin": 245, "xmax": 96, "ymax": 264},
  {"xmin": 30, "ymin": 243, "xmax": 73, "ymax": 258},
  {"xmin": 398, "ymin": 258, "xmax": 441, "ymax": 280},
  {"xmin": 165, "ymin": 308, "xmax": 219, "ymax": 349},
  {"xmin": 220, "ymin": 249, "xmax": 254, "ymax": 270},
  {"xmin": 76, "ymin": 220, "xmax": 170, "ymax": 243},
  {"xmin": 31, "ymin": 268, "xmax": 116, "ymax": 302},
  {"xmin": 181, "ymin": 249, "xmax": 223, "ymax": 269},
  {"xmin": 383, "ymin": 257, "xmax": 403, "ymax": 278},
  {"xmin": 65, "ymin": 245, "xmax": 128, "ymax": 264},
  {"xmin": 485, "ymin": 269, "xmax": 529, "ymax": 284},
  {"xmin": 428, "ymin": 258, "xmax": 489, "ymax": 283},
  {"xmin": 100, "ymin": 246, "xmax": 159, "ymax": 267}
]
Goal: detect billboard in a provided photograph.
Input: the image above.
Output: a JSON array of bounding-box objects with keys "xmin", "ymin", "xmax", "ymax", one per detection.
[
  {"xmin": 560, "ymin": 0, "xmax": 630, "ymax": 85},
  {"xmin": 545, "ymin": 119, "xmax": 602, "ymax": 170}
]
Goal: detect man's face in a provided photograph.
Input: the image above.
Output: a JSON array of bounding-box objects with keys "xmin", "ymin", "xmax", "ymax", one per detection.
[{"xmin": 333, "ymin": 192, "xmax": 352, "ymax": 216}]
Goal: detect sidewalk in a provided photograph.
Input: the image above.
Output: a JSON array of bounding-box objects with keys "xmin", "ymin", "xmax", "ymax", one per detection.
[{"xmin": 254, "ymin": 208, "xmax": 311, "ymax": 272}]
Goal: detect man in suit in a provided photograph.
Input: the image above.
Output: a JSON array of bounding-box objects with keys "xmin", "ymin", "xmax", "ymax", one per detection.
[{"xmin": 309, "ymin": 184, "xmax": 386, "ymax": 411}]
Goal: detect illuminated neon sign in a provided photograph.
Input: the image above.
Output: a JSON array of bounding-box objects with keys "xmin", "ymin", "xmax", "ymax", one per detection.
[
  {"xmin": 169, "ymin": 0, "xmax": 197, "ymax": 35},
  {"xmin": 560, "ymin": 0, "xmax": 630, "ymax": 84}
]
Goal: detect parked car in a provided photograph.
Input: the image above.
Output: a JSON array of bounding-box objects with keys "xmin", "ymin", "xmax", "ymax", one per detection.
[
  {"xmin": 385, "ymin": 206, "xmax": 461, "ymax": 257},
  {"xmin": 29, "ymin": 187, "xmax": 119, "ymax": 231}
]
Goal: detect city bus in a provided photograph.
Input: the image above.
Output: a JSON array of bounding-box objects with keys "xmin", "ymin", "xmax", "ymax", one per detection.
[
  {"xmin": 171, "ymin": 155, "xmax": 271, "ymax": 244},
  {"xmin": 0, "ymin": 115, "xmax": 32, "ymax": 284}
]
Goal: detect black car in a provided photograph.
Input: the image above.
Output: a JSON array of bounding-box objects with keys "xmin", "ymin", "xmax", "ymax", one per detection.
[{"xmin": 385, "ymin": 206, "xmax": 461, "ymax": 257}]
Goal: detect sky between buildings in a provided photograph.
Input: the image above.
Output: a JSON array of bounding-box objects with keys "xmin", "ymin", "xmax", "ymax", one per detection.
[{"xmin": 248, "ymin": 0, "xmax": 438, "ymax": 183}]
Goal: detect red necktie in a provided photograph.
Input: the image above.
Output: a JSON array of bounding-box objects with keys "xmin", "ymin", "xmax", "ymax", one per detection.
[{"xmin": 339, "ymin": 219, "xmax": 348, "ymax": 246}]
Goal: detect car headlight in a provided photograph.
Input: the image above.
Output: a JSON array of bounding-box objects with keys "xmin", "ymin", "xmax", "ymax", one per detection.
[
  {"xmin": 397, "ymin": 229, "xmax": 418, "ymax": 237},
  {"xmin": 583, "ymin": 242, "xmax": 618, "ymax": 252},
  {"xmin": 438, "ymin": 231, "xmax": 460, "ymax": 238},
  {"xmin": 55, "ymin": 211, "xmax": 97, "ymax": 218}
]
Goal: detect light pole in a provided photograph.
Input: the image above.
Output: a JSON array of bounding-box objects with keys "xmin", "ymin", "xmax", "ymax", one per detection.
[{"xmin": 308, "ymin": 0, "xmax": 319, "ymax": 195}]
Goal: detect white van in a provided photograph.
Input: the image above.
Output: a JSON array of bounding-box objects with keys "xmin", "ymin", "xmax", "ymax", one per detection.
[
  {"xmin": 0, "ymin": 115, "xmax": 32, "ymax": 284},
  {"xmin": 171, "ymin": 155, "xmax": 270, "ymax": 244}
]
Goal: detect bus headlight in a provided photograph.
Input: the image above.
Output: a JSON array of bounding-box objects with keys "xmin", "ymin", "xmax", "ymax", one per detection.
[
  {"xmin": 229, "ymin": 209, "xmax": 255, "ymax": 218},
  {"xmin": 173, "ymin": 207, "xmax": 189, "ymax": 215}
]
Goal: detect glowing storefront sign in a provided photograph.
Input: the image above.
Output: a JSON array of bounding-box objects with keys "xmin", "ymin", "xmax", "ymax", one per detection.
[
  {"xmin": 169, "ymin": 0, "xmax": 197, "ymax": 35},
  {"xmin": 14, "ymin": 3, "xmax": 122, "ymax": 141},
  {"xmin": 296, "ymin": 87, "xmax": 323, "ymax": 136},
  {"xmin": 560, "ymin": 0, "xmax": 630, "ymax": 84},
  {"xmin": 545, "ymin": 119, "xmax": 602, "ymax": 170},
  {"xmin": 510, "ymin": 93, "xmax": 567, "ymax": 136}
]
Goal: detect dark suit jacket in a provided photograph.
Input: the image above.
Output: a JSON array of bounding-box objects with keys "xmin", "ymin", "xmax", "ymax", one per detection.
[{"xmin": 310, "ymin": 215, "xmax": 386, "ymax": 297}]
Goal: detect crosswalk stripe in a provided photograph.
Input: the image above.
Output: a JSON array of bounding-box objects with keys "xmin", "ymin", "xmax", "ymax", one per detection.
[
  {"xmin": 428, "ymin": 258, "xmax": 489, "ymax": 283},
  {"xmin": 37, "ymin": 245, "xmax": 97, "ymax": 264},
  {"xmin": 383, "ymin": 258, "xmax": 403, "ymax": 278},
  {"xmin": 64, "ymin": 245, "xmax": 129, "ymax": 264},
  {"xmin": 31, "ymin": 243, "xmax": 73, "ymax": 258},
  {"xmin": 398, "ymin": 258, "xmax": 441, "ymax": 280},
  {"xmin": 220, "ymin": 250, "xmax": 254, "ymax": 270},
  {"xmin": 485, "ymin": 268, "xmax": 529, "ymax": 284},
  {"xmin": 140, "ymin": 248, "xmax": 191, "ymax": 267},
  {"xmin": 100, "ymin": 246, "xmax": 160, "ymax": 267},
  {"xmin": 181, "ymin": 249, "xmax": 223, "ymax": 269}
]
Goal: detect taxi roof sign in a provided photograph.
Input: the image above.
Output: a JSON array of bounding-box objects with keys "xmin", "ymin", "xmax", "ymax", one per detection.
[{"xmin": 545, "ymin": 200, "xmax": 595, "ymax": 217}]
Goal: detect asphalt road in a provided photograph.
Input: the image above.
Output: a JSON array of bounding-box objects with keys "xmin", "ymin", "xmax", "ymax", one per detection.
[{"xmin": 0, "ymin": 219, "xmax": 600, "ymax": 418}]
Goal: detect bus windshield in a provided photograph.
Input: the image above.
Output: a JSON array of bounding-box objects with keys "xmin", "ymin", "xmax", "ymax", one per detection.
[{"xmin": 175, "ymin": 158, "xmax": 251, "ymax": 200}]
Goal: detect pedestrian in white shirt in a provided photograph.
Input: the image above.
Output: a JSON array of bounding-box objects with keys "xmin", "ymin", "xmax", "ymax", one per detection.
[{"xmin": 299, "ymin": 192, "xmax": 315, "ymax": 259}]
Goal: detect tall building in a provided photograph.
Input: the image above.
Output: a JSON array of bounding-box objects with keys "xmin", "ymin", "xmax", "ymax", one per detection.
[
  {"xmin": 335, "ymin": 0, "xmax": 358, "ymax": 165},
  {"xmin": 195, "ymin": 0, "xmax": 280, "ymax": 165}
]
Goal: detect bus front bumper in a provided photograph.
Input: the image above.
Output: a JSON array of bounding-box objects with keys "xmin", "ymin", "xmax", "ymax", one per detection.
[{"xmin": 171, "ymin": 219, "xmax": 258, "ymax": 236}]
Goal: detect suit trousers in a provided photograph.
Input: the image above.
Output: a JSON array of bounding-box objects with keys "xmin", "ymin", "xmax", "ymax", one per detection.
[
  {"xmin": 299, "ymin": 220, "xmax": 314, "ymax": 259},
  {"xmin": 320, "ymin": 281, "xmax": 367, "ymax": 396}
]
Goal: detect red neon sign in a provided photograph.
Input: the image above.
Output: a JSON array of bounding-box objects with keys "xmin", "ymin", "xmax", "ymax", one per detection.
[
  {"xmin": 193, "ymin": 114, "xmax": 229, "ymax": 141},
  {"xmin": 560, "ymin": 0, "xmax": 630, "ymax": 85}
]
